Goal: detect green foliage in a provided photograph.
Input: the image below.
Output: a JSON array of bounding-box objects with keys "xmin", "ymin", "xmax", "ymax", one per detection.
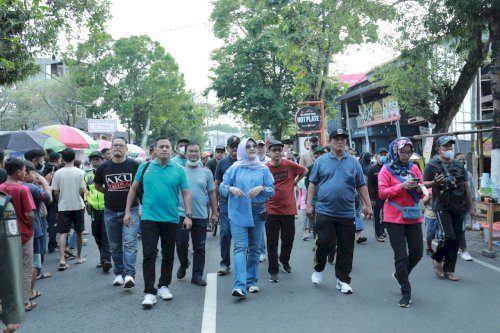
[
  {"xmin": 208, "ymin": 0, "xmax": 394, "ymax": 139},
  {"xmin": 0, "ymin": 0, "xmax": 110, "ymax": 85},
  {"xmin": 70, "ymin": 35, "xmax": 205, "ymax": 146},
  {"xmin": 371, "ymin": 0, "xmax": 494, "ymax": 133}
]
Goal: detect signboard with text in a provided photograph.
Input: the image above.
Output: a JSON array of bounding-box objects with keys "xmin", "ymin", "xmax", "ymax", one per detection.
[
  {"xmin": 87, "ymin": 119, "xmax": 117, "ymax": 133},
  {"xmin": 358, "ymin": 96, "xmax": 401, "ymax": 127},
  {"xmin": 295, "ymin": 106, "xmax": 321, "ymax": 132}
]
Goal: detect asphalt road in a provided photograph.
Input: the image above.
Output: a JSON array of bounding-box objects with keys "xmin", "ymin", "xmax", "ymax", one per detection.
[{"xmin": 16, "ymin": 214, "xmax": 500, "ymax": 333}]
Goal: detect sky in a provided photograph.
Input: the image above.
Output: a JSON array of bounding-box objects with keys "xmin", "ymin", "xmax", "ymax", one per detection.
[{"xmin": 108, "ymin": 1, "xmax": 396, "ymax": 117}]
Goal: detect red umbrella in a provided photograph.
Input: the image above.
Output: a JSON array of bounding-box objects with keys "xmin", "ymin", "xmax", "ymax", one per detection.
[{"xmin": 38, "ymin": 125, "xmax": 98, "ymax": 149}]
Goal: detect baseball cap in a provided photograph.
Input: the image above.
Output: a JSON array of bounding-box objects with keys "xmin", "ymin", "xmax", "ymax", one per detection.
[
  {"xmin": 268, "ymin": 140, "xmax": 284, "ymax": 149},
  {"xmin": 202, "ymin": 152, "xmax": 210, "ymax": 159},
  {"xmin": 226, "ymin": 135, "xmax": 241, "ymax": 145},
  {"xmin": 314, "ymin": 146, "xmax": 325, "ymax": 154},
  {"xmin": 88, "ymin": 151, "xmax": 103, "ymax": 159},
  {"xmin": 436, "ymin": 135, "xmax": 455, "ymax": 146},
  {"xmin": 329, "ymin": 128, "xmax": 349, "ymax": 139},
  {"xmin": 177, "ymin": 138, "xmax": 190, "ymax": 145},
  {"xmin": 256, "ymin": 140, "xmax": 265, "ymax": 146},
  {"xmin": 376, "ymin": 147, "xmax": 388, "ymax": 154},
  {"xmin": 215, "ymin": 145, "xmax": 225, "ymax": 151}
]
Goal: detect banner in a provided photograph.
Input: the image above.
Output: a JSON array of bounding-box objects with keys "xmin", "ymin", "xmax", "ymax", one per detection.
[{"xmin": 358, "ymin": 96, "xmax": 401, "ymax": 127}]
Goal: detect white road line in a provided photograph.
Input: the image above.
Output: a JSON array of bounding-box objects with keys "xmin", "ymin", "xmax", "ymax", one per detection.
[
  {"xmin": 201, "ymin": 273, "xmax": 217, "ymax": 333},
  {"xmin": 431, "ymin": 240, "xmax": 500, "ymax": 273}
]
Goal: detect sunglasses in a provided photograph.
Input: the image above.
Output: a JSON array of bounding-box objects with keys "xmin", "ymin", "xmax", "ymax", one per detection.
[
  {"xmin": 228, "ymin": 144, "xmax": 238, "ymax": 149},
  {"xmin": 270, "ymin": 148, "xmax": 282, "ymax": 152}
]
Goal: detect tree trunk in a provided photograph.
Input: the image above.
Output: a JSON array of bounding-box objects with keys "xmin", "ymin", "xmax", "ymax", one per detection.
[
  {"xmin": 490, "ymin": 10, "xmax": 500, "ymax": 186},
  {"xmin": 432, "ymin": 103, "xmax": 460, "ymax": 134}
]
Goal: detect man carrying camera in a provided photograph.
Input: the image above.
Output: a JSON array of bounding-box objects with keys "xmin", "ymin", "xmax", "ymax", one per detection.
[{"xmin": 423, "ymin": 136, "xmax": 476, "ymax": 281}]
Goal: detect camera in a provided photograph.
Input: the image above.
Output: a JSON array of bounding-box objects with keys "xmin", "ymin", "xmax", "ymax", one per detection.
[{"xmin": 443, "ymin": 175, "xmax": 458, "ymax": 191}]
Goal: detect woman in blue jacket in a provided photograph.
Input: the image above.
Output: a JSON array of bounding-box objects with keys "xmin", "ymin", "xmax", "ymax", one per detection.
[{"xmin": 220, "ymin": 138, "xmax": 275, "ymax": 297}]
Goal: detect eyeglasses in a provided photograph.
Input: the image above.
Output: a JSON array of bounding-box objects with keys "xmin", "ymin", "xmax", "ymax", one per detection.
[
  {"xmin": 228, "ymin": 144, "xmax": 238, "ymax": 149},
  {"xmin": 246, "ymin": 144, "xmax": 257, "ymax": 149},
  {"xmin": 270, "ymin": 148, "xmax": 282, "ymax": 152},
  {"xmin": 112, "ymin": 144, "xmax": 125, "ymax": 149}
]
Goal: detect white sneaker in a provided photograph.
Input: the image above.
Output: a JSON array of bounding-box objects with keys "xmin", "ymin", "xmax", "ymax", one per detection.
[
  {"xmin": 142, "ymin": 294, "xmax": 157, "ymax": 308},
  {"xmin": 311, "ymin": 271, "xmax": 323, "ymax": 285},
  {"xmin": 248, "ymin": 286, "xmax": 260, "ymax": 293},
  {"xmin": 158, "ymin": 286, "xmax": 173, "ymax": 300},
  {"xmin": 336, "ymin": 279, "xmax": 353, "ymax": 294},
  {"xmin": 460, "ymin": 251, "xmax": 473, "ymax": 261},
  {"xmin": 123, "ymin": 275, "xmax": 135, "ymax": 288},
  {"xmin": 113, "ymin": 275, "xmax": 124, "ymax": 286},
  {"xmin": 259, "ymin": 254, "xmax": 266, "ymax": 262}
]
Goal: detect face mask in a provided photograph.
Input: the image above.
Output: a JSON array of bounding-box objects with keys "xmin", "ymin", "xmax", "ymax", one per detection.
[
  {"xmin": 441, "ymin": 150, "xmax": 454, "ymax": 159},
  {"xmin": 379, "ymin": 156, "xmax": 387, "ymax": 164},
  {"xmin": 258, "ymin": 155, "xmax": 266, "ymax": 162},
  {"xmin": 371, "ymin": 158, "xmax": 377, "ymax": 164},
  {"xmin": 179, "ymin": 146, "xmax": 185, "ymax": 155},
  {"xmin": 187, "ymin": 159, "xmax": 200, "ymax": 166}
]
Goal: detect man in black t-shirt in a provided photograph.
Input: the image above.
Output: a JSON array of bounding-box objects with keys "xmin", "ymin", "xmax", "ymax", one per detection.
[
  {"xmin": 206, "ymin": 145, "xmax": 225, "ymax": 179},
  {"xmin": 94, "ymin": 137, "xmax": 140, "ymax": 289},
  {"xmin": 423, "ymin": 136, "xmax": 475, "ymax": 281}
]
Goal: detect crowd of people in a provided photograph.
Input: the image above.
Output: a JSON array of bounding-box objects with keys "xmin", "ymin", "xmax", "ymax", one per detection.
[{"xmin": 0, "ymin": 129, "xmax": 478, "ymax": 331}]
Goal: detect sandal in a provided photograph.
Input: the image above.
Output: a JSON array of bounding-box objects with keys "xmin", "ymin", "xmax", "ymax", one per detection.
[
  {"xmin": 36, "ymin": 272, "xmax": 52, "ymax": 280},
  {"xmin": 58, "ymin": 263, "xmax": 69, "ymax": 271},
  {"xmin": 444, "ymin": 272, "xmax": 459, "ymax": 281},
  {"xmin": 25, "ymin": 301, "xmax": 38, "ymax": 312},
  {"xmin": 356, "ymin": 236, "xmax": 367, "ymax": 244},
  {"xmin": 29, "ymin": 290, "xmax": 42, "ymax": 301},
  {"xmin": 75, "ymin": 257, "xmax": 87, "ymax": 264}
]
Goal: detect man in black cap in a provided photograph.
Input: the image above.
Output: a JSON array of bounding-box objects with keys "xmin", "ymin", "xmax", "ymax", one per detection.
[
  {"xmin": 206, "ymin": 145, "xmax": 226, "ymax": 179},
  {"xmin": 423, "ymin": 136, "xmax": 475, "ymax": 281},
  {"xmin": 367, "ymin": 147, "xmax": 389, "ymax": 242},
  {"xmin": 171, "ymin": 138, "xmax": 190, "ymax": 167},
  {"xmin": 307, "ymin": 129, "xmax": 372, "ymax": 294},
  {"xmin": 265, "ymin": 140, "xmax": 306, "ymax": 282},
  {"xmin": 214, "ymin": 135, "xmax": 240, "ymax": 275}
]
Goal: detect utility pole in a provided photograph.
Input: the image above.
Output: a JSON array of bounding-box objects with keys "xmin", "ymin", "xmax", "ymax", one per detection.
[{"xmin": 490, "ymin": 10, "xmax": 500, "ymax": 187}]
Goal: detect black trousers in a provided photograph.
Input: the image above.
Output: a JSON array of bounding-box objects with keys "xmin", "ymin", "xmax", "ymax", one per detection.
[
  {"xmin": 313, "ymin": 214, "xmax": 355, "ymax": 283},
  {"xmin": 265, "ymin": 214, "xmax": 295, "ymax": 275},
  {"xmin": 175, "ymin": 217, "xmax": 208, "ymax": 281},
  {"xmin": 90, "ymin": 209, "xmax": 110, "ymax": 263},
  {"xmin": 141, "ymin": 220, "xmax": 177, "ymax": 295},
  {"xmin": 385, "ymin": 222, "xmax": 423, "ymax": 295},
  {"xmin": 46, "ymin": 204, "xmax": 58, "ymax": 251},
  {"xmin": 372, "ymin": 198, "xmax": 385, "ymax": 237},
  {"xmin": 433, "ymin": 210, "xmax": 463, "ymax": 273}
]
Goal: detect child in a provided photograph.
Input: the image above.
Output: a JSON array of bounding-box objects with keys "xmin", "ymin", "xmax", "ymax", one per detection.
[
  {"xmin": 0, "ymin": 158, "xmax": 36, "ymax": 311},
  {"xmin": 23, "ymin": 161, "xmax": 52, "ymax": 298}
]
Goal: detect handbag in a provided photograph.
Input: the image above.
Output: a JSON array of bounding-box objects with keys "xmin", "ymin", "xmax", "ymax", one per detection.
[
  {"xmin": 136, "ymin": 162, "xmax": 150, "ymax": 204},
  {"xmin": 388, "ymin": 200, "xmax": 422, "ymax": 220}
]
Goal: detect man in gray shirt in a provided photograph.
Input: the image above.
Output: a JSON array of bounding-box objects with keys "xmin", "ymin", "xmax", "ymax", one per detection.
[{"xmin": 176, "ymin": 143, "xmax": 218, "ymax": 286}]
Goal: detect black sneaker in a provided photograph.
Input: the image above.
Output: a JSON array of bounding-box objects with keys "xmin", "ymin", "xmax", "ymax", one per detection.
[
  {"xmin": 177, "ymin": 265, "xmax": 188, "ymax": 279},
  {"xmin": 191, "ymin": 279, "xmax": 207, "ymax": 286},
  {"xmin": 102, "ymin": 261, "xmax": 112, "ymax": 273},
  {"xmin": 327, "ymin": 254, "xmax": 335, "ymax": 264},
  {"xmin": 269, "ymin": 274, "xmax": 279, "ymax": 282},
  {"xmin": 281, "ymin": 264, "xmax": 292, "ymax": 274},
  {"xmin": 399, "ymin": 294, "xmax": 411, "ymax": 308}
]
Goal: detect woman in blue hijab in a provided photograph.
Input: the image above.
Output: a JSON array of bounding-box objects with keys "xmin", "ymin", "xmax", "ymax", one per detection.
[{"xmin": 220, "ymin": 138, "xmax": 275, "ymax": 297}]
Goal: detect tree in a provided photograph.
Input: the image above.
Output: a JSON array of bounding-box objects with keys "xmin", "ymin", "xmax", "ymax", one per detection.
[
  {"xmin": 209, "ymin": 0, "xmax": 394, "ymax": 139},
  {"xmin": 71, "ymin": 35, "xmax": 206, "ymax": 146},
  {"xmin": 0, "ymin": 0, "xmax": 110, "ymax": 85},
  {"xmin": 371, "ymin": 0, "xmax": 493, "ymax": 134}
]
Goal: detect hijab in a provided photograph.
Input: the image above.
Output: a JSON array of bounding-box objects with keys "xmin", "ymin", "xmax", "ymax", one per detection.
[
  {"xmin": 231, "ymin": 138, "xmax": 268, "ymax": 170},
  {"xmin": 388, "ymin": 137, "xmax": 414, "ymax": 177}
]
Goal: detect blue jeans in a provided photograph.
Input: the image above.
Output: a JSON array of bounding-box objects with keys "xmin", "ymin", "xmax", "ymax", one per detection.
[
  {"xmin": 104, "ymin": 207, "xmax": 140, "ymax": 277},
  {"xmin": 68, "ymin": 231, "xmax": 77, "ymax": 249},
  {"xmin": 176, "ymin": 217, "xmax": 208, "ymax": 281},
  {"xmin": 260, "ymin": 232, "xmax": 266, "ymax": 255},
  {"xmin": 219, "ymin": 201, "xmax": 232, "ymax": 268},
  {"xmin": 355, "ymin": 197, "xmax": 364, "ymax": 232},
  {"xmin": 231, "ymin": 204, "xmax": 265, "ymax": 293},
  {"xmin": 424, "ymin": 216, "xmax": 443, "ymax": 241}
]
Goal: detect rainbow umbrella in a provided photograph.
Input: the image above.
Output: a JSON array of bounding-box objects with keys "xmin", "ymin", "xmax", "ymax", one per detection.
[
  {"xmin": 127, "ymin": 144, "xmax": 147, "ymax": 158},
  {"xmin": 0, "ymin": 131, "xmax": 66, "ymax": 152},
  {"xmin": 96, "ymin": 139, "xmax": 112, "ymax": 150},
  {"xmin": 38, "ymin": 125, "xmax": 98, "ymax": 149}
]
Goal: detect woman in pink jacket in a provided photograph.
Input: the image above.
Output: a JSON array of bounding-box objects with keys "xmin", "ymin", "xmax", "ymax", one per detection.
[{"xmin": 378, "ymin": 137, "xmax": 424, "ymax": 308}]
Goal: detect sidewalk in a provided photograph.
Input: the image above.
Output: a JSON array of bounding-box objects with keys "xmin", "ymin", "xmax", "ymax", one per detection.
[{"xmin": 463, "ymin": 228, "xmax": 500, "ymax": 268}]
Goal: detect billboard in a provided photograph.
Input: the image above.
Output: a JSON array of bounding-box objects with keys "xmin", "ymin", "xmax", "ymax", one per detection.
[
  {"xmin": 358, "ymin": 96, "xmax": 401, "ymax": 127},
  {"xmin": 87, "ymin": 119, "xmax": 117, "ymax": 133}
]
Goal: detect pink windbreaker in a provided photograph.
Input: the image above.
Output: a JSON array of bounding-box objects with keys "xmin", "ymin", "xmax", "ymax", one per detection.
[{"xmin": 378, "ymin": 164, "xmax": 424, "ymax": 224}]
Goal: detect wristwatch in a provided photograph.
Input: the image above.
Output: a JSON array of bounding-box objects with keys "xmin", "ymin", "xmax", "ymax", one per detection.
[{"xmin": 186, "ymin": 214, "xmax": 193, "ymax": 219}]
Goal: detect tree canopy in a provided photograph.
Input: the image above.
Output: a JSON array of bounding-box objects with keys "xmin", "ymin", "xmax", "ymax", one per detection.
[{"xmin": 0, "ymin": 0, "xmax": 110, "ymax": 85}]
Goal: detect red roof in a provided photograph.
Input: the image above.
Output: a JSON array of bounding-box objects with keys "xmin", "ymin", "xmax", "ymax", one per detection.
[{"xmin": 337, "ymin": 73, "xmax": 367, "ymax": 87}]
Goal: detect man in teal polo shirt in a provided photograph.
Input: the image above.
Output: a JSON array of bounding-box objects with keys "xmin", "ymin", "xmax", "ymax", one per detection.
[{"xmin": 124, "ymin": 136, "xmax": 193, "ymax": 309}]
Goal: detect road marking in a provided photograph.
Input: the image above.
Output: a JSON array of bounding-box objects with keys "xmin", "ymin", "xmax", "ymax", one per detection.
[
  {"xmin": 201, "ymin": 273, "xmax": 217, "ymax": 333},
  {"xmin": 431, "ymin": 240, "xmax": 500, "ymax": 273}
]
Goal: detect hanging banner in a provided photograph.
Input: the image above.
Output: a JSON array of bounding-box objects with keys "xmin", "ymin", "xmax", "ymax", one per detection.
[
  {"xmin": 358, "ymin": 96, "xmax": 401, "ymax": 127},
  {"xmin": 295, "ymin": 106, "xmax": 321, "ymax": 132}
]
